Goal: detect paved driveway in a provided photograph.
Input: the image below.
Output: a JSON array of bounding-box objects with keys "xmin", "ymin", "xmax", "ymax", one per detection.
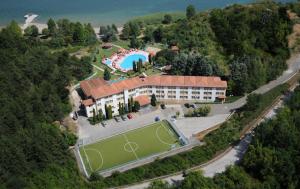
[
  {"xmin": 174, "ymin": 114, "xmax": 230, "ymax": 139},
  {"xmin": 77, "ymin": 106, "xmax": 182, "ymax": 143}
]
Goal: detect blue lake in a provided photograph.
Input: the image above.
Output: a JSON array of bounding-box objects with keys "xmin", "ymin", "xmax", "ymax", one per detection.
[{"xmin": 0, "ymin": 0, "xmax": 295, "ymax": 26}]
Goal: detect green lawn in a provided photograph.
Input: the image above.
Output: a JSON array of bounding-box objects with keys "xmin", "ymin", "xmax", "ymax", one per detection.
[
  {"xmin": 97, "ymin": 46, "xmax": 119, "ymax": 62},
  {"xmin": 79, "ymin": 120, "xmax": 181, "ymax": 174},
  {"xmin": 113, "ymin": 40, "xmax": 130, "ymax": 49}
]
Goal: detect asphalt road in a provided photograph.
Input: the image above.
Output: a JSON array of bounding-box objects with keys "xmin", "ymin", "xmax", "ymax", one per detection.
[{"xmin": 121, "ymin": 54, "xmax": 300, "ymax": 189}]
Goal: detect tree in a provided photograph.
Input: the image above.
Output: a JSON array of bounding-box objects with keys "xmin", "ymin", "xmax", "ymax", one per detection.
[
  {"xmin": 42, "ymin": 28, "xmax": 49, "ymax": 36},
  {"xmin": 73, "ymin": 22, "xmax": 85, "ymax": 44},
  {"xmin": 107, "ymin": 105, "xmax": 113, "ymax": 119},
  {"xmin": 186, "ymin": 5, "xmax": 196, "ymax": 20},
  {"xmin": 118, "ymin": 102, "xmax": 124, "ymax": 115},
  {"xmin": 105, "ymin": 104, "xmax": 108, "ymax": 119},
  {"xmin": 153, "ymin": 26, "xmax": 164, "ymax": 42},
  {"xmin": 148, "ymin": 54, "xmax": 153, "ymax": 64},
  {"xmin": 92, "ymin": 109, "xmax": 96, "ymax": 123},
  {"xmin": 130, "ymin": 36, "xmax": 141, "ymax": 48},
  {"xmin": 137, "ymin": 59, "xmax": 143, "ymax": 73},
  {"xmin": 84, "ymin": 23, "xmax": 97, "ymax": 45},
  {"xmin": 180, "ymin": 172, "xmax": 216, "ymax": 189},
  {"xmin": 151, "ymin": 94, "xmax": 157, "ymax": 107},
  {"xmin": 112, "ymin": 24, "xmax": 118, "ymax": 33},
  {"xmin": 245, "ymin": 93, "xmax": 262, "ymax": 111},
  {"xmin": 89, "ymin": 172, "xmax": 104, "ymax": 182},
  {"xmin": 162, "ymin": 14, "xmax": 173, "ymax": 24},
  {"xmin": 6, "ymin": 20, "xmax": 22, "ymax": 38},
  {"xmin": 133, "ymin": 101, "xmax": 140, "ymax": 112},
  {"xmin": 24, "ymin": 25, "xmax": 39, "ymax": 37},
  {"xmin": 99, "ymin": 25, "xmax": 107, "ymax": 35},
  {"xmin": 144, "ymin": 26, "xmax": 154, "ymax": 43},
  {"xmin": 103, "ymin": 68, "xmax": 111, "ymax": 81},
  {"xmin": 128, "ymin": 98, "xmax": 132, "ymax": 113},
  {"xmin": 98, "ymin": 109, "xmax": 104, "ymax": 121},
  {"xmin": 133, "ymin": 61, "xmax": 137, "ymax": 72},
  {"xmin": 148, "ymin": 180, "xmax": 170, "ymax": 189},
  {"xmin": 47, "ymin": 18, "xmax": 57, "ymax": 36}
]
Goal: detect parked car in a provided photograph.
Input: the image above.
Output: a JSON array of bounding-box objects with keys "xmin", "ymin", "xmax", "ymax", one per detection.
[
  {"xmin": 170, "ymin": 118, "xmax": 176, "ymax": 122},
  {"xmin": 155, "ymin": 116, "xmax": 160, "ymax": 122},
  {"xmin": 127, "ymin": 114, "xmax": 133, "ymax": 119},
  {"xmin": 184, "ymin": 103, "xmax": 190, "ymax": 108}
]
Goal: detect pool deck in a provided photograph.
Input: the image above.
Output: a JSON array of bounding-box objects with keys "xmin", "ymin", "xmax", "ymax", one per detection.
[{"xmin": 102, "ymin": 49, "xmax": 149, "ymax": 72}]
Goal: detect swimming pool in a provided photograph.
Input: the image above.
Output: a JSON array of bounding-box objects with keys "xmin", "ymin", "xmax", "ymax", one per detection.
[{"xmin": 120, "ymin": 54, "xmax": 147, "ymax": 70}]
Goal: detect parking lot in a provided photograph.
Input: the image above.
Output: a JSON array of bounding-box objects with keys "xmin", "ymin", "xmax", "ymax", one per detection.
[{"xmin": 76, "ymin": 105, "xmax": 183, "ymax": 143}]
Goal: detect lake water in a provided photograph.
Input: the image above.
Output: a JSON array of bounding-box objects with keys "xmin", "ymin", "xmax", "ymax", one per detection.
[{"xmin": 0, "ymin": 0, "xmax": 295, "ymax": 26}]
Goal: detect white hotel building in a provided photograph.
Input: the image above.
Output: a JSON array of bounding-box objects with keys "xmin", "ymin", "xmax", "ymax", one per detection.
[{"xmin": 80, "ymin": 75, "xmax": 227, "ymax": 117}]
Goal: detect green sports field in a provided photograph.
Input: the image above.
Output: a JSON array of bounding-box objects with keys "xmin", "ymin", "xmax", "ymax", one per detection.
[{"xmin": 79, "ymin": 120, "xmax": 181, "ymax": 174}]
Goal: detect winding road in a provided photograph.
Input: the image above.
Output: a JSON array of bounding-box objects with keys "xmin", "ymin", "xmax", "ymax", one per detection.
[{"xmin": 119, "ymin": 54, "xmax": 300, "ymax": 189}]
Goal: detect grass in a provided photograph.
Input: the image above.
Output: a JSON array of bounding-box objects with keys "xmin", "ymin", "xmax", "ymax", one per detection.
[
  {"xmin": 97, "ymin": 46, "xmax": 119, "ymax": 63},
  {"xmin": 113, "ymin": 40, "xmax": 130, "ymax": 49},
  {"xmin": 79, "ymin": 120, "xmax": 181, "ymax": 175},
  {"xmin": 225, "ymin": 95, "xmax": 243, "ymax": 103}
]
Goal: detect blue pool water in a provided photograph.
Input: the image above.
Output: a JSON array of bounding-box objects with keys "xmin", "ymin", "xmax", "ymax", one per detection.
[{"xmin": 120, "ymin": 54, "xmax": 147, "ymax": 70}]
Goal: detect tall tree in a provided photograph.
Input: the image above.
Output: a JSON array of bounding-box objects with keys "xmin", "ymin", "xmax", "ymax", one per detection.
[
  {"xmin": 162, "ymin": 14, "xmax": 173, "ymax": 24},
  {"xmin": 186, "ymin": 5, "xmax": 196, "ymax": 20},
  {"xmin": 103, "ymin": 68, "xmax": 111, "ymax": 81},
  {"xmin": 24, "ymin": 25, "xmax": 39, "ymax": 37},
  {"xmin": 73, "ymin": 22, "xmax": 85, "ymax": 44},
  {"xmin": 47, "ymin": 18, "xmax": 57, "ymax": 36},
  {"xmin": 151, "ymin": 94, "xmax": 157, "ymax": 107}
]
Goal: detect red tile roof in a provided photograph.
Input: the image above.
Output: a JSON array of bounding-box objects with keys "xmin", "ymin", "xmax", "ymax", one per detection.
[
  {"xmin": 81, "ymin": 76, "xmax": 227, "ymax": 100},
  {"xmin": 82, "ymin": 99, "xmax": 94, "ymax": 107},
  {"xmin": 80, "ymin": 78, "xmax": 107, "ymax": 97},
  {"xmin": 134, "ymin": 95, "xmax": 150, "ymax": 106}
]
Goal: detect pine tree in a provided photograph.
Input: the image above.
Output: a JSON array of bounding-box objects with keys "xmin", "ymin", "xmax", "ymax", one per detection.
[
  {"xmin": 104, "ymin": 68, "xmax": 111, "ymax": 81},
  {"xmin": 133, "ymin": 61, "xmax": 137, "ymax": 72},
  {"xmin": 98, "ymin": 109, "xmax": 103, "ymax": 121},
  {"xmin": 151, "ymin": 94, "xmax": 157, "ymax": 107},
  {"xmin": 92, "ymin": 109, "xmax": 96, "ymax": 123},
  {"xmin": 118, "ymin": 102, "xmax": 122, "ymax": 115},
  {"xmin": 128, "ymin": 98, "xmax": 132, "ymax": 112},
  {"xmin": 148, "ymin": 54, "xmax": 152, "ymax": 64},
  {"xmin": 108, "ymin": 105, "xmax": 113, "ymax": 119},
  {"xmin": 104, "ymin": 104, "xmax": 108, "ymax": 119},
  {"xmin": 133, "ymin": 101, "xmax": 140, "ymax": 112},
  {"xmin": 186, "ymin": 5, "xmax": 196, "ymax": 20},
  {"xmin": 47, "ymin": 18, "xmax": 56, "ymax": 36}
]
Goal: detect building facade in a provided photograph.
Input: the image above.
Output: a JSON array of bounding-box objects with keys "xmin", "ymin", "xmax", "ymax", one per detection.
[{"xmin": 80, "ymin": 76, "xmax": 227, "ymax": 117}]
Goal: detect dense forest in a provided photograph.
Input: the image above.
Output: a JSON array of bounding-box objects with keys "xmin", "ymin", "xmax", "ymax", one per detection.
[
  {"xmin": 0, "ymin": 1, "xmax": 299, "ymax": 189},
  {"xmin": 146, "ymin": 84, "xmax": 300, "ymax": 189},
  {"xmin": 123, "ymin": 1, "xmax": 292, "ymax": 96},
  {"xmin": 0, "ymin": 22, "xmax": 92, "ymax": 188}
]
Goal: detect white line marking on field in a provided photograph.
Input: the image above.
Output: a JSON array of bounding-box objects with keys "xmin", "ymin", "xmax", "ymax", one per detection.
[
  {"xmin": 155, "ymin": 125, "xmax": 174, "ymax": 146},
  {"xmin": 85, "ymin": 148, "xmax": 104, "ymax": 171},
  {"xmin": 122, "ymin": 134, "xmax": 139, "ymax": 160},
  {"xmin": 82, "ymin": 146, "xmax": 93, "ymax": 172}
]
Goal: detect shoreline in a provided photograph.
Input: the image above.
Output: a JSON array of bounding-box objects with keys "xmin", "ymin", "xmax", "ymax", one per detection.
[
  {"xmin": 0, "ymin": 21, "xmax": 123, "ymax": 35},
  {"xmin": 0, "ymin": 10, "xmax": 187, "ymax": 33}
]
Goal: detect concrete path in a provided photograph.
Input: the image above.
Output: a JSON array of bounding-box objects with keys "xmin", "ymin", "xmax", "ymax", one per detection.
[
  {"xmin": 92, "ymin": 64, "xmax": 104, "ymax": 71},
  {"xmin": 122, "ymin": 97, "xmax": 284, "ymax": 189},
  {"xmin": 119, "ymin": 54, "xmax": 300, "ymax": 189},
  {"xmin": 174, "ymin": 114, "xmax": 230, "ymax": 138}
]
